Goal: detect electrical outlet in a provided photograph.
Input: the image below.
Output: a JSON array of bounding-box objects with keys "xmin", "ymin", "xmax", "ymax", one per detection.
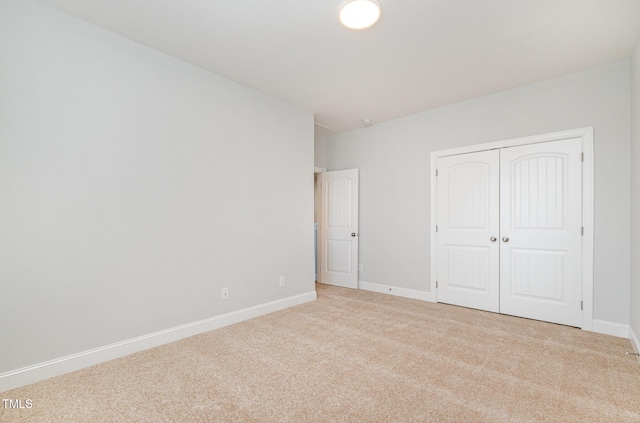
[
  {"xmin": 221, "ymin": 287, "xmax": 229, "ymax": 300},
  {"xmin": 279, "ymin": 276, "xmax": 285, "ymax": 287}
]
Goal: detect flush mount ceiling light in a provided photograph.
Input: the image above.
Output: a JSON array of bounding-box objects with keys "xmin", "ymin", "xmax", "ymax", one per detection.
[{"xmin": 339, "ymin": 0, "xmax": 381, "ymax": 30}]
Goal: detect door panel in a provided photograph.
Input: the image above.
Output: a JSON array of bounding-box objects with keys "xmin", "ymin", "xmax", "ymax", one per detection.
[
  {"xmin": 499, "ymin": 138, "xmax": 582, "ymax": 327},
  {"xmin": 326, "ymin": 240, "xmax": 352, "ymax": 274},
  {"xmin": 319, "ymin": 169, "xmax": 359, "ymax": 289},
  {"xmin": 509, "ymin": 249, "xmax": 566, "ymax": 300},
  {"xmin": 447, "ymin": 245, "xmax": 490, "ymax": 291},
  {"xmin": 437, "ymin": 150, "xmax": 500, "ymax": 312}
]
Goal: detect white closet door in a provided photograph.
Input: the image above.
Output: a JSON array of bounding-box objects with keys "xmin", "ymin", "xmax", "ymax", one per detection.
[
  {"xmin": 499, "ymin": 138, "xmax": 583, "ymax": 327},
  {"xmin": 436, "ymin": 150, "xmax": 500, "ymax": 312}
]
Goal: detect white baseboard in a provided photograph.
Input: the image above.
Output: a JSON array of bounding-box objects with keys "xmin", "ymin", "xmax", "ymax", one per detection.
[
  {"xmin": 359, "ymin": 280, "xmax": 432, "ymax": 302},
  {"xmin": 0, "ymin": 291, "xmax": 316, "ymax": 393},
  {"xmin": 356, "ymin": 285, "xmax": 630, "ymax": 340},
  {"xmin": 630, "ymin": 326, "xmax": 640, "ymax": 365},
  {"xmin": 591, "ymin": 319, "xmax": 629, "ymax": 338}
]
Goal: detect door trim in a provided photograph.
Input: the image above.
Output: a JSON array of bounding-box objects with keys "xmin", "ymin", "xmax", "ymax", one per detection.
[{"xmin": 429, "ymin": 127, "xmax": 594, "ymax": 331}]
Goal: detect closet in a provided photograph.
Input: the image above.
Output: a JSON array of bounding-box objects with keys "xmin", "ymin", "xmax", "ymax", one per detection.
[{"xmin": 434, "ymin": 136, "xmax": 584, "ymax": 327}]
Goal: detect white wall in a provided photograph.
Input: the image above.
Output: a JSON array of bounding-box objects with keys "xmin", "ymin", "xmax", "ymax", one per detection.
[
  {"xmin": 328, "ymin": 61, "xmax": 631, "ymax": 325},
  {"xmin": 631, "ymin": 34, "xmax": 640, "ymax": 342},
  {"xmin": 314, "ymin": 133, "xmax": 328, "ymax": 169},
  {"xmin": 0, "ymin": 0, "xmax": 314, "ymax": 375}
]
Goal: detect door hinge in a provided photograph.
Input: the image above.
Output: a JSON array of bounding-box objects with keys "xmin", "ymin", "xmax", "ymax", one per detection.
[
  {"xmin": 435, "ymin": 169, "xmax": 438, "ymax": 177},
  {"xmin": 581, "ymin": 152, "xmax": 584, "ymax": 162},
  {"xmin": 581, "ymin": 226, "xmax": 584, "ymax": 236},
  {"xmin": 581, "ymin": 300, "xmax": 583, "ymax": 311},
  {"xmin": 436, "ymin": 225, "xmax": 438, "ymax": 233},
  {"xmin": 436, "ymin": 281, "xmax": 438, "ymax": 289}
]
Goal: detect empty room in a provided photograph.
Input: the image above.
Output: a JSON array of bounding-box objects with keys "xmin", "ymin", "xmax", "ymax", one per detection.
[{"xmin": 1, "ymin": 0, "xmax": 640, "ymax": 421}]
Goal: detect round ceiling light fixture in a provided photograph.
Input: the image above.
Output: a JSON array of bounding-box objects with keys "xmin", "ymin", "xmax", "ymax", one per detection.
[{"xmin": 339, "ymin": 0, "xmax": 381, "ymax": 30}]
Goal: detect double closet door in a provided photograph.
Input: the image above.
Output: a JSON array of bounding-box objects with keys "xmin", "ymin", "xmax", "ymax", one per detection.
[{"xmin": 436, "ymin": 138, "xmax": 583, "ymax": 327}]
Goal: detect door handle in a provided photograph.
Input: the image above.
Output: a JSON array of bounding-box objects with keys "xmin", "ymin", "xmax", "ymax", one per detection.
[
  {"xmin": 502, "ymin": 237, "xmax": 509, "ymax": 242},
  {"xmin": 351, "ymin": 233, "xmax": 357, "ymax": 237},
  {"xmin": 490, "ymin": 236, "xmax": 497, "ymax": 242}
]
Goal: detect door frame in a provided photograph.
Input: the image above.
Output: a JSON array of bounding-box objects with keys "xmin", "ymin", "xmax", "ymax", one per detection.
[
  {"xmin": 314, "ymin": 167, "xmax": 326, "ymax": 283},
  {"xmin": 313, "ymin": 166, "xmax": 327, "ymax": 282},
  {"xmin": 429, "ymin": 127, "xmax": 594, "ymax": 331}
]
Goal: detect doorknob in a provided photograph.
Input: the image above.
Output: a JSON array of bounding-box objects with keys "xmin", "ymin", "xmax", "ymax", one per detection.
[
  {"xmin": 351, "ymin": 233, "xmax": 357, "ymax": 237},
  {"xmin": 490, "ymin": 236, "xmax": 497, "ymax": 242},
  {"xmin": 502, "ymin": 237, "xmax": 509, "ymax": 242}
]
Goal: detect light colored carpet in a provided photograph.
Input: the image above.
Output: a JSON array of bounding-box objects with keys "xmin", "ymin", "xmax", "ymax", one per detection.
[{"xmin": 2, "ymin": 283, "xmax": 639, "ymax": 422}]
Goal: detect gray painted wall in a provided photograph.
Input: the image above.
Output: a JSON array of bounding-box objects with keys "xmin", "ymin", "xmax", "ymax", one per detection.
[
  {"xmin": 314, "ymin": 134, "xmax": 329, "ymax": 169},
  {"xmin": 0, "ymin": 0, "xmax": 314, "ymax": 373},
  {"xmin": 328, "ymin": 61, "xmax": 631, "ymax": 325},
  {"xmin": 631, "ymin": 35, "xmax": 640, "ymax": 341}
]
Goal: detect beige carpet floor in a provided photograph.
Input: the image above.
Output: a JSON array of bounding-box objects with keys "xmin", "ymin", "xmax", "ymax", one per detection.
[{"xmin": 2, "ymin": 283, "xmax": 640, "ymax": 422}]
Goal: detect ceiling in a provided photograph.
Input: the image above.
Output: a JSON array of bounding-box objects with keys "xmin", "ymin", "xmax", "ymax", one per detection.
[{"xmin": 36, "ymin": 0, "xmax": 640, "ymax": 135}]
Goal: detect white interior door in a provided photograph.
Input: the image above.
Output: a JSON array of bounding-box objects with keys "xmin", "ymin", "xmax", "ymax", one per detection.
[
  {"xmin": 319, "ymin": 169, "xmax": 359, "ymax": 289},
  {"xmin": 436, "ymin": 150, "xmax": 500, "ymax": 312},
  {"xmin": 499, "ymin": 138, "xmax": 583, "ymax": 327}
]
